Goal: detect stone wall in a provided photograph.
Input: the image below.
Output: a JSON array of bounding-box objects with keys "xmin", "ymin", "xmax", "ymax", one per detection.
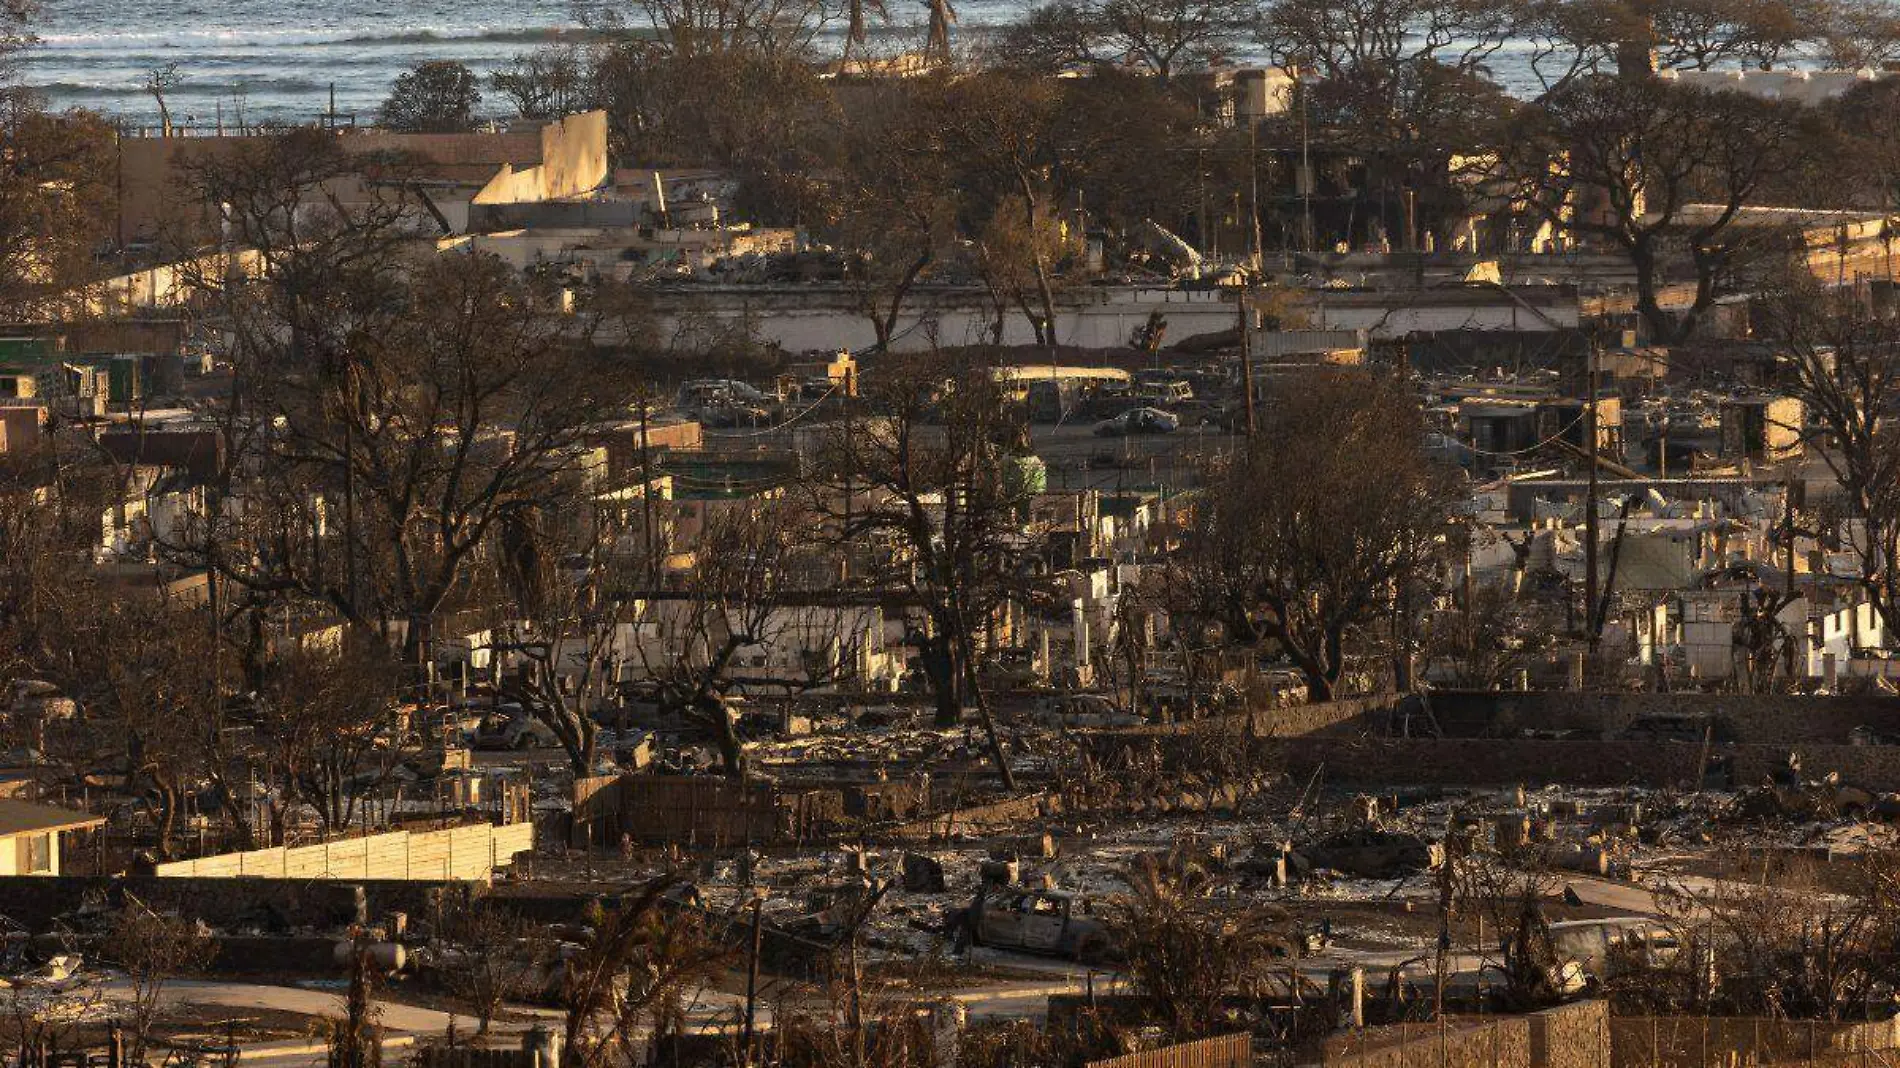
[
  {"xmin": 1112, "ymin": 691, "xmax": 1900, "ymax": 750},
  {"xmin": 1106, "ymin": 698, "xmax": 1390, "ymax": 741},
  {"xmin": 1278, "ymin": 738, "xmax": 1900, "ymax": 792},
  {"xmin": 1530, "ymin": 1002, "xmax": 1610, "ymax": 1068},
  {"xmin": 1318, "ymin": 1018, "xmax": 1532, "ymax": 1068},
  {"xmin": 1418, "ymin": 692, "xmax": 1900, "ymax": 746}
]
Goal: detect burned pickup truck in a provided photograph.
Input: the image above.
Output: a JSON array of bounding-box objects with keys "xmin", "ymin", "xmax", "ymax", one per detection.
[
  {"xmin": 952, "ymin": 889, "xmax": 1321, "ymax": 965},
  {"xmin": 962, "ymin": 889, "xmax": 1117, "ymax": 963}
]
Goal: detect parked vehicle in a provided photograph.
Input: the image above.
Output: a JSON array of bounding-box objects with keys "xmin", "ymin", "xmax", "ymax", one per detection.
[
  {"xmin": 470, "ymin": 712, "xmax": 561, "ymax": 751},
  {"xmin": 1134, "ymin": 379, "xmax": 1193, "ymax": 406},
  {"xmin": 1032, "ymin": 693, "xmax": 1142, "ymax": 728},
  {"xmin": 958, "ymin": 889, "xmax": 1317, "ymax": 964},
  {"xmin": 1094, "ymin": 407, "xmax": 1180, "ymax": 436},
  {"xmin": 967, "ymin": 890, "xmax": 1117, "ymax": 963},
  {"xmin": 1493, "ymin": 918, "xmax": 1681, "ymax": 995}
]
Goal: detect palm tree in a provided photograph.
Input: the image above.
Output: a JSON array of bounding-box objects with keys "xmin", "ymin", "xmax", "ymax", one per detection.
[{"xmin": 925, "ymin": 0, "xmax": 957, "ymax": 64}]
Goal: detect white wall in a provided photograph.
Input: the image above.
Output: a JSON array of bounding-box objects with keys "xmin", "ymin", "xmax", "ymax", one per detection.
[{"xmin": 0, "ymin": 832, "xmax": 57, "ymax": 876}]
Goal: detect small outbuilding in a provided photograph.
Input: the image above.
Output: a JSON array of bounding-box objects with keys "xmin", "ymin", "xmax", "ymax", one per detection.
[{"xmin": 0, "ymin": 799, "xmax": 103, "ymax": 875}]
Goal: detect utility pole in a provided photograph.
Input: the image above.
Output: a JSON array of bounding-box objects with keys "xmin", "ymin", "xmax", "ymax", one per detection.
[
  {"xmin": 1239, "ymin": 288, "xmax": 1257, "ymax": 437},
  {"xmin": 1298, "ymin": 67, "xmax": 1314, "ymax": 254},
  {"xmin": 742, "ymin": 895, "xmax": 764, "ymax": 1067},
  {"xmin": 1584, "ymin": 339, "xmax": 1601, "ymax": 658},
  {"xmin": 639, "ymin": 395, "xmax": 657, "ymax": 584},
  {"xmin": 1248, "ymin": 119, "xmax": 1263, "ymax": 271},
  {"xmin": 842, "ymin": 365, "xmax": 855, "ymax": 580},
  {"xmin": 1657, "ymin": 409, "xmax": 1668, "ymax": 478},
  {"xmin": 1240, "ymin": 119, "xmax": 1261, "ymax": 439}
]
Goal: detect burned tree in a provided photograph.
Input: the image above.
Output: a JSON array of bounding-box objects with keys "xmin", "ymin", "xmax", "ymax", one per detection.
[
  {"xmin": 624, "ymin": 499, "xmax": 858, "ymax": 781},
  {"xmin": 251, "ymin": 637, "xmax": 407, "ymax": 839},
  {"xmin": 1109, "ymin": 844, "xmax": 1300, "ymax": 1041},
  {"xmin": 1180, "ymin": 370, "xmax": 1455, "ymax": 701},
  {"xmin": 107, "ymin": 901, "xmax": 216, "ymax": 1067},
  {"xmin": 1419, "ymin": 582, "xmax": 1551, "ymax": 689},
  {"xmin": 814, "ymin": 353, "xmax": 1040, "ymax": 787},
  {"xmin": 1499, "ymin": 75, "xmax": 1812, "ymax": 343},
  {"xmin": 434, "ymin": 897, "xmax": 558, "ymax": 1035},
  {"xmin": 816, "ymin": 84, "xmax": 956, "ymax": 354},
  {"xmin": 490, "ymin": 488, "xmax": 639, "ymax": 777},
  {"xmin": 1760, "ymin": 275, "xmax": 1900, "ymax": 641},
  {"xmin": 169, "ymin": 135, "xmax": 641, "ymax": 661},
  {"xmin": 925, "ymin": 73, "xmax": 1073, "ymax": 349}
]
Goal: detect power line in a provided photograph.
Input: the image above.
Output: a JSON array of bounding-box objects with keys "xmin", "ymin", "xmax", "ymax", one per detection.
[{"xmin": 1457, "ymin": 411, "xmax": 1588, "ymax": 458}]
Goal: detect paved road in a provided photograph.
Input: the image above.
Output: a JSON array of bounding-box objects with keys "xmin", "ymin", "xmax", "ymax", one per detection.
[
  {"xmin": 1029, "ymin": 423, "xmax": 1235, "ymax": 492},
  {"xmin": 90, "ymin": 873, "xmax": 1690, "ymax": 1064}
]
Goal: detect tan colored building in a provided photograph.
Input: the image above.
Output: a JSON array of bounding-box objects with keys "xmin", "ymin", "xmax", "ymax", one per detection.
[{"xmin": 0, "ymin": 800, "xmax": 104, "ymax": 875}]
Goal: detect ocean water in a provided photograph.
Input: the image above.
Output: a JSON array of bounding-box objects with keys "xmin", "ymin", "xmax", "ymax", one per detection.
[
  {"xmin": 24, "ymin": 0, "xmax": 588, "ymax": 126},
  {"xmin": 19, "ymin": 0, "xmax": 973, "ymax": 127},
  {"xmin": 23, "ymin": 0, "xmax": 1586, "ymax": 127}
]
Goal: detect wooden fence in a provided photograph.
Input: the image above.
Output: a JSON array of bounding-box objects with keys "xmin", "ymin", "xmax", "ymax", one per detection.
[
  {"xmin": 571, "ymin": 773, "xmax": 623, "ymax": 849},
  {"xmin": 152, "ymin": 822, "xmax": 534, "ymax": 881},
  {"xmin": 1088, "ymin": 1033, "xmax": 1252, "ymax": 1068},
  {"xmin": 580, "ymin": 774, "xmax": 840, "ymax": 847}
]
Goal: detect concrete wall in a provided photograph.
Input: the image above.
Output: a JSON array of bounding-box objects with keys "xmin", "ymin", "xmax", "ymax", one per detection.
[
  {"xmin": 1306, "ymin": 288, "xmax": 1580, "ymax": 339},
  {"xmin": 117, "ymin": 126, "xmax": 546, "ymax": 243},
  {"xmin": 152, "ymin": 822, "xmax": 533, "ymax": 881},
  {"xmin": 630, "ymin": 286, "xmax": 1245, "ymax": 354},
  {"xmin": 883, "ymin": 792, "xmax": 1062, "ymax": 841},
  {"xmin": 471, "ymin": 111, "xmax": 609, "ymax": 207}
]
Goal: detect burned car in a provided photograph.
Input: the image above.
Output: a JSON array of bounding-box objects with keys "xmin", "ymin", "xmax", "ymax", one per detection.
[{"xmin": 962, "ymin": 889, "xmax": 1116, "ymax": 963}]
